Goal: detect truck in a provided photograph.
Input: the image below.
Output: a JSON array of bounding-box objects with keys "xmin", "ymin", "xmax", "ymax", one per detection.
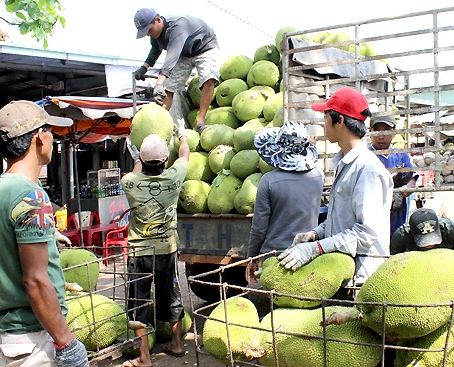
[{"xmin": 177, "ymin": 6, "xmax": 454, "ymax": 302}]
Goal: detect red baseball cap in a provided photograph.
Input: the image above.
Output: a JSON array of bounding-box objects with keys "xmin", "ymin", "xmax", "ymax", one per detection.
[{"xmin": 312, "ymin": 87, "xmax": 370, "ymax": 121}]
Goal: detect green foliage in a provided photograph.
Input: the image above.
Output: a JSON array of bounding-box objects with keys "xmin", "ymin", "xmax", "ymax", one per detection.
[{"xmin": 4, "ymin": 0, "xmax": 66, "ymax": 49}]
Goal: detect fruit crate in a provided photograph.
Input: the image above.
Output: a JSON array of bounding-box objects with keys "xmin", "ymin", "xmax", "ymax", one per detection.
[
  {"xmin": 187, "ymin": 251, "xmax": 454, "ymax": 367},
  {"xmin": 61, "ymin": 245, "xmax": 156, "ymax": 366}
]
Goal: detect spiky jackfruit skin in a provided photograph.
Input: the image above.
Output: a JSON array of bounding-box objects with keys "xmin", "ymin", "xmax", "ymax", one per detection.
[
  {"xmin": 229, "ymin": 150, "xmax": 260, "ymax": 179},
  {"xmin": 178, "ymin": 180, "xmax": 211, "ymax": 214},
  {"xmin": 200, "ymin": 124, "xmax": 235, "ymax": 152},
  {"xmin": 202, "ymin": 296, "xmax": 264, "ymax": 363},
  {"xmin": 121, "ymin": 327, "xmax": 156, "ymax": 358},
  {"xmin": 394, "ymin": 323, "xmax": 454, "ymax": 367},
  {"xmin": 207, "ymin": 172, "xmax": 243, "ymax": 214},
  {"xmin": 356, "ymin": 249, "xmax": 454, "ymax": 339},
  {"xmin": 258, "ymin": 307, "xmax": 382, "ymax": 367},
  {"xmin": 257, "ymin": 254, "xmax": 355, "ymax": 308},
  {"xmin": 66, "ymin": 294, "xmax": 127, "ymax": 351},
  {"xmin": 156, "ymin": 309, "xmax": 192, "ymax": 342},
  {"xmin": 233, "ymin": 172, "xmax": 262, "ymax": 214},
  {"xmin": 60, "ymin": 249, "xmax": 100, "ymax": 292},
  {"xmin": 208, "ymin": 144, "xmax": 236, "ymax": 174},
  {"xmin": 130, "ymin": 103, "xmax": 173, "ymax": 147}
]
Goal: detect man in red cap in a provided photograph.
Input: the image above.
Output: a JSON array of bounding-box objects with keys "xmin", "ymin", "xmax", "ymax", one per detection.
[{"xmin": 279, "ymin": 87, "xmax": 394, "ymax": 292}]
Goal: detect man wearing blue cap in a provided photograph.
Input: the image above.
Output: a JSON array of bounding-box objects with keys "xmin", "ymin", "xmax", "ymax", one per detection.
[{"xmin": 133, "ymin": 8, "xmax": 220, "ymax": 134}]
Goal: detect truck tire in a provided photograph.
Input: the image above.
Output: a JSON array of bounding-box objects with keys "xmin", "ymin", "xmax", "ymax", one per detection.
[{"xmin": 185, "ymin": 263, "xmax": 247, "ymax": 302}]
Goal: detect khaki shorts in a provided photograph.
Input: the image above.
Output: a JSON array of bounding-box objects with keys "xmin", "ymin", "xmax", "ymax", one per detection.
[
  {"xmin": 165, "ymin": 47, "xmax": 220, "ymax": 93},
  {"xmin": 0, "ymin": 330, "xmax": 56, "ymax": 367}
]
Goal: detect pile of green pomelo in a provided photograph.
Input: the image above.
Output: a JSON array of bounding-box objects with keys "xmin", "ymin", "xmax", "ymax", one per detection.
[{"xmin": 130, "ymin": 27, "xmax": 383, "ymax": 215}]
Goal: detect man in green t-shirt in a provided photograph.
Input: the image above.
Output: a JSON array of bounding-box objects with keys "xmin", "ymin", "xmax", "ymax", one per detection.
[
  {"xmin": 121, "ymin": 120, "xmax": 189, "ymax": 367},
  {"xmin": 391, "ymin": 207, "xmax": 454, "ymax": 254},
  {"xmin": 0, "ymin": 101, "xmax": 88, "ymax": 366}
]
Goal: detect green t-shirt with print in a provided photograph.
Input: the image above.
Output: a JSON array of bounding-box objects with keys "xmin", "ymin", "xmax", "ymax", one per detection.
[
  {"xmin": 121, "ymin": 159, "xmax": 188, "ymax": 256},
  {"xmin": 0, "ymin": 173, "xmax": 67, "ymax": 334}
]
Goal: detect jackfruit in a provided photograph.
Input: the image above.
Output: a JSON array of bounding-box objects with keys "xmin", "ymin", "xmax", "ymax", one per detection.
[
  {"xmin": 130, "ymin": 103, "xmax": 174, "ymax": 147},
  {"xmin": 199, "ymin": 124, "xmax": 235, "ymax": 152},
  {"xmin": 203, "ymin": 296, "xmax": 265, "ymax": 363},
  {"xmin": 233, "ymin": 172, "xmax": 262, "ymax": 214},
  {"xmin": 215, "ymin": 79, "xmax": 249, "ymax": 107},
  {"xmin": 394, "ymin": 323, "xmax": 454, "ymax": 367},
  {"xmin": 155, "ymin": 309, "xmax": 192, "ymax": 342},
  {"xmin": 178, "ymin": 180, "xmax": 211, "ymax": 213},
  {"xmin": 219, "ymin": 55, "xmax": 253, "ymax": 80},
  {"xmin": 326, "ymin": 249, "xmax": 454, "ymax": 340},
  {"xmin": 207, "ymin": 171, "xmax": 243, "ymax": 214},
  {"xmin": 185, "ymin": 152, "xmax": 216, "ymax": 182},
  {"xmin": 233, "ymin": 118, "xmax": 265, "ymax": 152},
  {"xmin": 256, "ymin": 254, "xmax": 355, "ymax": 308},
  {"xmin": 165, "ymin": 144, "xmax": 178, "ymax": 168},
  {"xmin": 247, "ymin": 60, "xmax": 280, "ymax": 88},
  {"xmin": 232, "ymin": 90, "xmax": 266, "ymax": 122},
  {"xmin": 271, "ymin": 105, "xmax": 284, "ymax": 128},
  {"xmin": 322, "ymin": 31, "xmax": 351, "ymax": 51},
  {"xmin": 259, "ymin": 157, "xmax": 275, "ymax": 174},
  {"xmin": 262, "ymin": 92, "xmax": 283, "ymax": 122},
  {"xmin": 258, "ymin": 307, "xmax": 382, "ymax": 367},
  {"xmin": 254, "ymin": 44, "xmax": 280, "ymax": 64},
  {"xmin": 173, "ymin": 128, "xmax": 202, "ymax": 152},
  {"xmin": 230, "ymin": 149, "xmax": 260, "ymax": 179},
  {"xmin": 208, "ymin": 144, "xmax": 236, "ymax": 174},
  {"xmin": 309, "ymin": 31, "xmax": 331, "ymax": 44},
  {"xmin": 250, "ymin": 85, "xmax": 276, "ymax": 100},
  {"xmin": 205, "ymin": 107, "xmax": 240, "ymax": 129},
  {"xmin": 59, "ymin": 248, "xmax": 100, "ymax": 292},
  {"xmin": 121, "ymin": 327, "xmax": 156, "ymax": 358},
  {"xmin": 187, "ymin": 75, "xmax": 216, "ymax": 107},
  {"xmin": 66, "ymin": 293, "xmax": 127, "ymax": 351},
  {"xmin": 187, "ymin": 107, "xmax": 214, "ymax": 129}
]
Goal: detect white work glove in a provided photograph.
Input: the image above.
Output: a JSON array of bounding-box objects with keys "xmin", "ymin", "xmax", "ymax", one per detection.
[
  {"xmin": 126, "ymin": 140, "xmax": 140, "ymax": 163},
  {"xmin": 55, "ymin": 229, "xmax": 71, "ymax": 247},
  {"xmin": 173, "ymin": 118, "xmax": 187, "ymax": 139},
  {"xmin": 392, "ymin": 191, "xmax": 403, "ymax": 211},
  {"xmin": 291, "ymin": 230, "xmax": 318, "ymax": 247},
  {"xmin": 278, "ymin": 242, "xmax": 323, "ymax": 271}
]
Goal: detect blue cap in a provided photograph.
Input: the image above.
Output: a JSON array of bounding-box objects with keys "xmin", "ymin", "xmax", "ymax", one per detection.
[{"xmin": 134, "ymin": 8, "xmax": 157, "ymax": 39}]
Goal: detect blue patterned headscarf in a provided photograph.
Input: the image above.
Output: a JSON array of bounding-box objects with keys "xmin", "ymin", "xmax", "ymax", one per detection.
[{"xmin": 254, "ymin": 121, "xmax": 318, "ymax": 171}]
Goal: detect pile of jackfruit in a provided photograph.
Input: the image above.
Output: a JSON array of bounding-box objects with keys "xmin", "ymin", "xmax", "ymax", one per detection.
[{"xmin": 202, "ymin": 249, "xmax": 454, "ymax": 367}]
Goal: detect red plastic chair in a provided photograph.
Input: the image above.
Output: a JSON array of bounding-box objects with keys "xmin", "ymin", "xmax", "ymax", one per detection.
[
  {"xmin": 102, "ymin": 209, "xmax": 130, "ymax": 266},
  {"xmin": 63, "ymin": 211, "xmax": 101, "ymax": 248}
]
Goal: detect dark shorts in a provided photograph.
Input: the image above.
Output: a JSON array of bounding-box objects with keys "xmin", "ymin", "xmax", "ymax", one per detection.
[{"xmin": 127, "ymin": 252, "xmax": 184, "ymax": 325}]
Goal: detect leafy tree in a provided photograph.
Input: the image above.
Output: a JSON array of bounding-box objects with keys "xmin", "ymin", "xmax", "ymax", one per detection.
[{"xmin": 2, "ymin": 0, "xmax": 66, "ymax": 49}]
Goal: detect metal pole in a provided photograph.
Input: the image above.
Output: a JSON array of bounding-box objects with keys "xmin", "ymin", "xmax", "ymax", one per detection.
[{"xmin": 72, "ymin": 144, "xmax": 85, "ymax": 246}]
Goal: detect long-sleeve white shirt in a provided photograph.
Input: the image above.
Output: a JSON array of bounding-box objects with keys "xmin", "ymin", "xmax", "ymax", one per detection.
[{"xmin": 313, "ymin": 142, "xmax": 393, "ymax": 284}]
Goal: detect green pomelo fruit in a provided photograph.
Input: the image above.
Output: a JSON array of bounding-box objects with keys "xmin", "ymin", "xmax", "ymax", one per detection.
[
  {"xmin": 199, "ymin": 124, "xmax": 235, "ymax": 152},
  {"xmin": 275, "ymin": 26, "xmax": 308, "ymax": 52},
  {"xmin": 173, "ymin": 129, "xmax": 202, "ymax": 152},
  {"xmin": 121, "ymin": 327, "xmax": 156, "ymax": 358},
  {"xmin": 309, "ymin": 31, "xmax": 331, "ymax": 44},
  {"xmin": 205, "ymin": 107, "xmax": 240, "ymax": 129},
  {"xmin": 262, "ymin": 92, "xmax": 283, "ymax": 122},
  {"xmin": 233, "ymin": 118, "xmax": 265, "ymax": 152},
  {"xmin": 155, "ymin": 309, "xmax": 193, "ymax": 342},
  {"xmin": 66, "ymin": 293, "xmax": 127, "ymax": 351},
  {"xmin": 215, "ymin": 79, "xmax": 249, "ymax": 107},
  {"xmin": 257, "ymin": 254, "xmax": 355, "ymax": 308},
  {"xmin": 60, "ymin": 248, "xmax": 100, "ymax": 292},
  {"xmin": 130, "ymin": 103, "xmax": 174, "ymax": 148},
  {"xmin": 272, "ymin": 105, "xmax": 284, "ymax": 127},
  {"xmin": 259, "ymin": 156, "xmax": 275, "ymax": 173},
  {"xmin": 356, "ymin": 249, "xmax": 454, "ymax": 339},
  {"xmin": 185, "ymin": 152, "xmax": 216, "ymax": 183},
  {"xmin": 232, "ymin": 90, "xmax": 266, "ymax": 122},
  {"xmin": 247, "ymin": 60, "xmax": 280, "ymax": 88},
  {"xmin": 322, "ymin": 31, "xmax": 351, "ymax": 51},
  {"xmin": 250, "ymin": 85, "xmax": 276, "ymax": 100},
  {"xmin": 203, "ymin": 297, "xmax": 263, "ymax": 363},
  {"xmin": 233, "ymin": 172, "xmax": 262, "ymax": 214},
  {"xmin": 259, "ymin": 307, "xmax": 381, "ymax": 367},
  {"xmin": 230, "ymin": 149, "xmax": 260, "ymax": 179},
  {"xmin": 208, "ymin": 172, "xmax": 243, "ymax": 214},
  {"xmin": 178, "ymin": 180, "xmax": 211, "ymax": 214},
  {"xmin": 219, "ymin": 55, "xmax": 253, "ymax": 80},
  {"xmin": 254, "ymin": 44, "xmax": 280, "ymax": 64},
  {"xmin": 208, "ymin": 144, "xmax": 236, "ymax": 174}
]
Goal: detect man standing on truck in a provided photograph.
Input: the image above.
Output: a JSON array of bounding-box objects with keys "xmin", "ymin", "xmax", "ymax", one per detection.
[
  {"xmin": 133, "ymin": 8, "xmax": 220, "ymax": 134},
  {"xmin": 246, "ymin": 121, "xmax": 324, "ymax": 282},
  {"xmin": 368, "ymin": 114, "xmax": 418, "ymax": 238},
  {"xmin": 391, "ymin": 207, "xmax": 454, "ymax": 254},
  {"xmin": 121, "ymin": 120, "xmax": 189, "ymax": 367},
  {"xmin": 278, "ymin": 88, "xmax": 393, "ymax": 288},
  {"xmin": 0, "ymin": 101, "xmax": 88, "ymax": 367}
]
